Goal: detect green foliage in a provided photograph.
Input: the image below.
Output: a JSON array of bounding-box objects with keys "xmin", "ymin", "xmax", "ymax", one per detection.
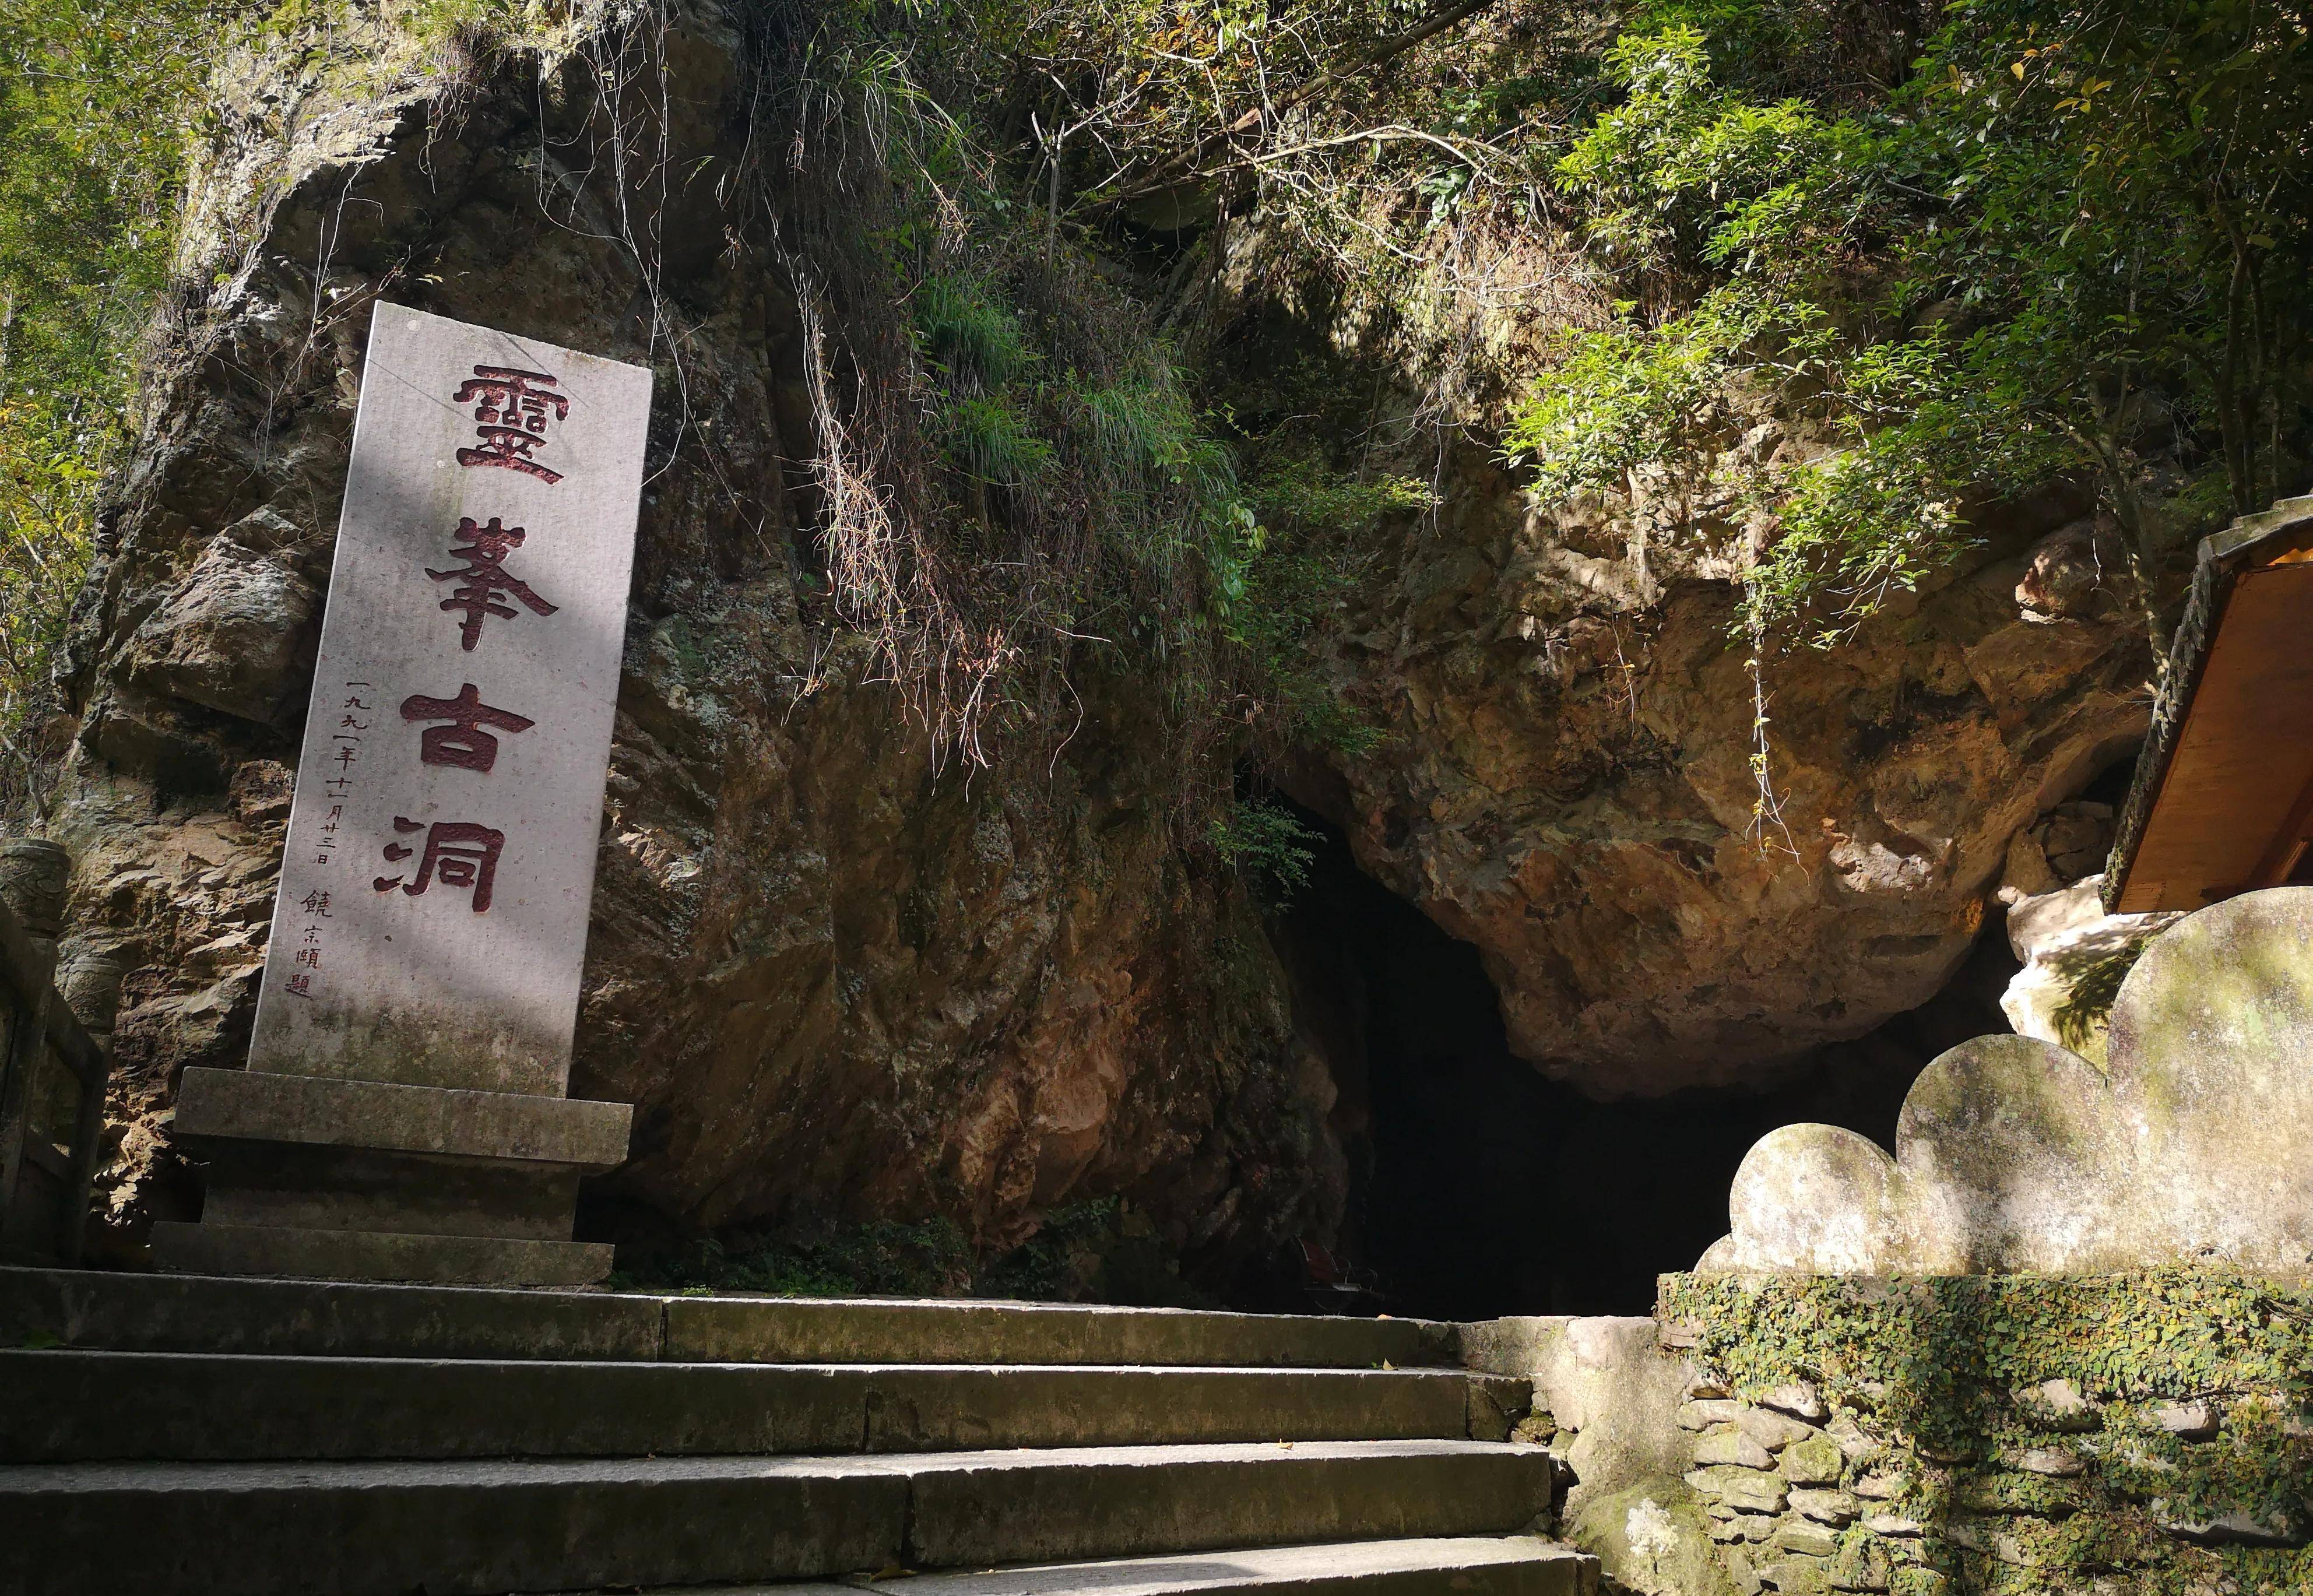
[
  {"xmin": 0, "ymin": 0, "xmax": 239, "ymax": 803},
  {"xmin": 1503, "ymin": 289, "xmax": 1778, "ymax": 510},
  {"xmin": 0, "ymin": 0, "xmax": 212, "ymax": 407},
  {"xmin": 772, "ymin": 23, "xmax": 1313, "ymax": 801},
  {"xmin": 1240, "ymin": 456, "xmax": 1433, "ymax": 539},
  {"xmin": 916, "ymin": 271, "xmax": 1035, "ymax": 389},
  {"xmin": 1068, "ymin": 354, "xmax": 1248, "ymax": 588},
  {"xmin": 823, "ymin": 46, "xmax": 1400, "ymax": 797},
  {"xmin": 0, "ymin": 0, "xmax": 1372, "ymax": 875},
  {"xmin": 778, "ymin": 0, "xmax": 2313, "ymax": 760},
  {"xmin": 1207, "ymin": 797, "xmax": 1319, "ymax": 901},
  {"xmin": 1553, "ymin": 24, "xmax": 1840, "ymax": 275},
  {"xmin": 936, "ymin": 392, "xmax": 1057, "ymax": 486},
  {"xmin": 1230, "ymin": 452, "xmax": 1425, "ymax": 758},
  {"xmin": 1661, "ymin": 1270, "xmax": 2313, "ymax": 1591},
  {"xmin": 0, "ymin": 433, "xmax": 101, "ymax": 799},
  {"xmin": 0, "ymin": 0, "xmax": 581, "ymax": 810},
  {"xmin": 1515, "ymin": 0, "xmax": 2313, "ymax": 649}
]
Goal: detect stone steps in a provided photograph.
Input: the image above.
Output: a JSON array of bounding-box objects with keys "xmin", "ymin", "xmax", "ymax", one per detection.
[
  {"xmin": 0, "ymin": 1265, "xmax": 1453, "ymax": 1366},
  {"xmin": 0, "ymin": 1351, "xmax": 1532, "ymax": 1461},
  {"xmin": 641, "ymin": 1536, "xmax": 1600, "ymax": 1596},
  {"xmin": 0, "ymin": 1442, "xmax": 1565, "ymax": 1596},
  {"xmin": 0, "ymin": 1268, "xmax": 1595, "ymax": 1596}
]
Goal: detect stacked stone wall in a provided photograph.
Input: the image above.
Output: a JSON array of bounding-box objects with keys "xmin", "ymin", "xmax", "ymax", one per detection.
[{"xmin": 1655, "ymin": 1272, "xmax": 2313, "ymax": 1595}]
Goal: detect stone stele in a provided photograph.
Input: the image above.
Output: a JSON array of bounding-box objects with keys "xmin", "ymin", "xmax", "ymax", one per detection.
[
  {"xmin": 155, "ymin": 303, "xmax": 650, "ymax": 1286},
  {"xmin": 1700, "ymin": 886, "xmax": 2313, "ymax": 1274}
]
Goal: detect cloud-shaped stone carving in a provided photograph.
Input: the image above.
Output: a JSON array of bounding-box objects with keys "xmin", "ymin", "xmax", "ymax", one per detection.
[{"xmin": 1701, "ymin": 887, "xmax": 2313, "ymax": 1274}]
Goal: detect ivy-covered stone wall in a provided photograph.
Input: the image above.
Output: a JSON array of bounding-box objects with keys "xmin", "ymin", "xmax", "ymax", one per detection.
[{"xmin": 1655, "ymin": 1272, "xmax": 2313, "ymax": 1594}]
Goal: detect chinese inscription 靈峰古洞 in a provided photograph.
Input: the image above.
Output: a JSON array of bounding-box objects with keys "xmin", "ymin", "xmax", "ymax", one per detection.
[
  {"xmin": 356, "ymin": 364, "xmax": 572, "ymax": 922},
  {"xmin": 454, "ymin": 364, "xmax": 570, "ymax": 482},
  {"xmin": 375, "ymin": 818, "xmax": 507, "ymax": 912},
  {"xmin": 353, "ymin": 363, "xmax": 574, "ymax": 924},
  {"xmin": 400, "ymin": 683, "xmax": 535, "ymax": 774},
  {"xmin": 246, "ymin": 303, "xmax": 649, "ymax": 1091},
  {"xmin": 427, "ymin": 516, "xmax": 558, "ymax": 652}
]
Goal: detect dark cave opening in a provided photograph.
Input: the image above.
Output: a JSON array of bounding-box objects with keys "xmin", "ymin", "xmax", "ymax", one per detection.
[{"xmin": 1272, "ymin": 804, "xmax": 2022, "ymax": 1321}]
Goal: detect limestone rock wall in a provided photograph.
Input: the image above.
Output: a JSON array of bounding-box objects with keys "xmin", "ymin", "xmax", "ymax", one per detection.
[
  {"xmin": 1279, "ymin": 468, "xmax": 2151, "ymax": 1096},
  {"xmin": 1207, "ymin": 237, "xmax": 2154, "ymax": 1099},
  {"xmin": 38, "ymin": 9, "xmax": 1341, "ymax": 1270}
]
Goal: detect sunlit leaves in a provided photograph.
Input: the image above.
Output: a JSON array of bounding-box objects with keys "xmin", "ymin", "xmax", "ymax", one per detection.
[
  {"xmin": 1513, "ymin": 0, "xmax": 2313, "ymax": 652},
  {"xmin": 0, "ymin": 0, "xmax": 242, "ymax": 791}
]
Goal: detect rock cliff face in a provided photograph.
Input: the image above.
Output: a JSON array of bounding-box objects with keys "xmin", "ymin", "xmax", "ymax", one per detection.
[
  {"xmin": 1279, "ymin": 442, "xmax": 2150, "ymax": 1094},
  {"xmin": 34, "ymin": 3, "xmax": 2153, "ymax": 1272},
  {"xmin": 43, "ymin": 10, "xmax": 1340, "ymax": 1270}
]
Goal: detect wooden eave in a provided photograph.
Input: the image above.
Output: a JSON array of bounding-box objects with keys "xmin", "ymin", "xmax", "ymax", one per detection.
[{"xmin": 2104, "ymin": 494, "xmax": 2313, "ymax": 913}]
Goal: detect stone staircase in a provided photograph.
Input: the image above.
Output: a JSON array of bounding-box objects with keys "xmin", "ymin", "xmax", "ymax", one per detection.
[{"xmin": 0, "ymin": 1267, "xmax": 1597, "ymax": 1596}]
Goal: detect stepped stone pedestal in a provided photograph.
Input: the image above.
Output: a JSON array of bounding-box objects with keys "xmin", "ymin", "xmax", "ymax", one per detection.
[{"xmin": 154, "ymin": 1068, "xmax": 629, "ymax": 1286}]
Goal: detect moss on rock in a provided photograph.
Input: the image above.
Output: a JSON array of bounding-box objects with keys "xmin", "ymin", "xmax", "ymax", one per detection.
[{"xmin": 1658, "ymin": 1270, "xmax": 2313, "ymax": 1593}]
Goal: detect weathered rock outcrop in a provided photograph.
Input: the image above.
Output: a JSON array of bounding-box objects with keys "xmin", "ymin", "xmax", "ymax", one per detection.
[
  {"xmin": 1282, "ymin": 445, "xmax": 2149, "ymax": 1094},
  {"xmin": 1996, "ymin": 871, "xmax": 2181, "ymax": 1064},
  {"xmin": 40, "ymin": 9, "xmax": 1340, "ymax": 1269}
]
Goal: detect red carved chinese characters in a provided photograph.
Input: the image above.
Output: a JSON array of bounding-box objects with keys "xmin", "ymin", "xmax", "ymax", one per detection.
[
  {"xmin": 374, "ymin": 817, "xmax": 505, "ymax": 912},
  {"xmin": 453, "ymin": 365, "xmax": 570, "ymax": 482},
  {"xmin": 287, "ymin": 344, "xmax": 583, "ymax": 977},
  {"xmin": 400, "ymin": 683, "xmax": 535, "ymax": 773},
  {"xmin": 428, "ymin": 517, "xmax": 558, "ymax": 651}
]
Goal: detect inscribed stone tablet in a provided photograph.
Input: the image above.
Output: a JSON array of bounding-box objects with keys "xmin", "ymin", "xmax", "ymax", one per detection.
[{"xmin": 247, "ymin": 304, "xmax": 652, "ymax": 1095}]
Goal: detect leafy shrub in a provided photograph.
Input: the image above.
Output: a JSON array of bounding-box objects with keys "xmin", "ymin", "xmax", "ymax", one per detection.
[
  {"xmin": 1513, "ymin": 0, "xmax": 2313, "ymax": 652},
  {"xmin": 1208, "ymin": 797, "xmax": 1319, "ymax": 902}
]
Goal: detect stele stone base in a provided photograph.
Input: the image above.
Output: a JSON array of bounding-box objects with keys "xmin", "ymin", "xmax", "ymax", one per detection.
[{"xmin": 153, "ymin": 1068, "xmax": 630, "ymax": 1286}]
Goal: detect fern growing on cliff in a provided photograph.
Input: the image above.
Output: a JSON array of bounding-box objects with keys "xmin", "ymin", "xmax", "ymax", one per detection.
[{"xmin": 745, "ymin": 3, "xmax": 1368, "ymax": 833}]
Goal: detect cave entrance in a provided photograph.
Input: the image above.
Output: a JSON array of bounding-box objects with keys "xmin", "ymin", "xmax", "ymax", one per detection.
[{"xmin": 1272, "ymin": 804, "xmax": 2018, "ymax": 1321}]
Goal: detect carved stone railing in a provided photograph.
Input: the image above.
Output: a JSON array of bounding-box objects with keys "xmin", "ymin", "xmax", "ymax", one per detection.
[{"xmin": 0, "ymin": 839, "xmax": 115, "ymax": 1266}]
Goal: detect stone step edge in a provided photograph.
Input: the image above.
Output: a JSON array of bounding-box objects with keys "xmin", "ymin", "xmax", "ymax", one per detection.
[
  {"xmin": 0, "ymin": 1349, "xmax": 1534, "ymax": 1461},
  {"xmin": 0, "ymin": 1441, "xmax": 1563, "ymax": 1596},
  {"xmin": 1, "ymin": 1437, "xmax": 1534, "ymax": 1490},
  {"xmin": 0, "ymin": 1266, "xmax": 1462, "ymax": 1368},
  {"xmin": 591, "ymin": 1536, "xmax": 1602, "ymax": 1596}
]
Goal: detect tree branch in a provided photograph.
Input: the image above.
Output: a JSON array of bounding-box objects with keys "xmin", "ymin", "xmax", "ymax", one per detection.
[{"xmin": 1088, "ymin": 0, "xmax": 1507, "ymax": 205}]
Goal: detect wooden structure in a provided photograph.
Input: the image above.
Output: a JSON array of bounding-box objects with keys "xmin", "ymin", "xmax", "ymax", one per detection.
[
  {"xmin": 0, "ymin": 839, "xmax": 114, "ymax": 1264},
  {"xmin": 2105, "ymin": 495, "xmax": 2313, "ymax": 913}
]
